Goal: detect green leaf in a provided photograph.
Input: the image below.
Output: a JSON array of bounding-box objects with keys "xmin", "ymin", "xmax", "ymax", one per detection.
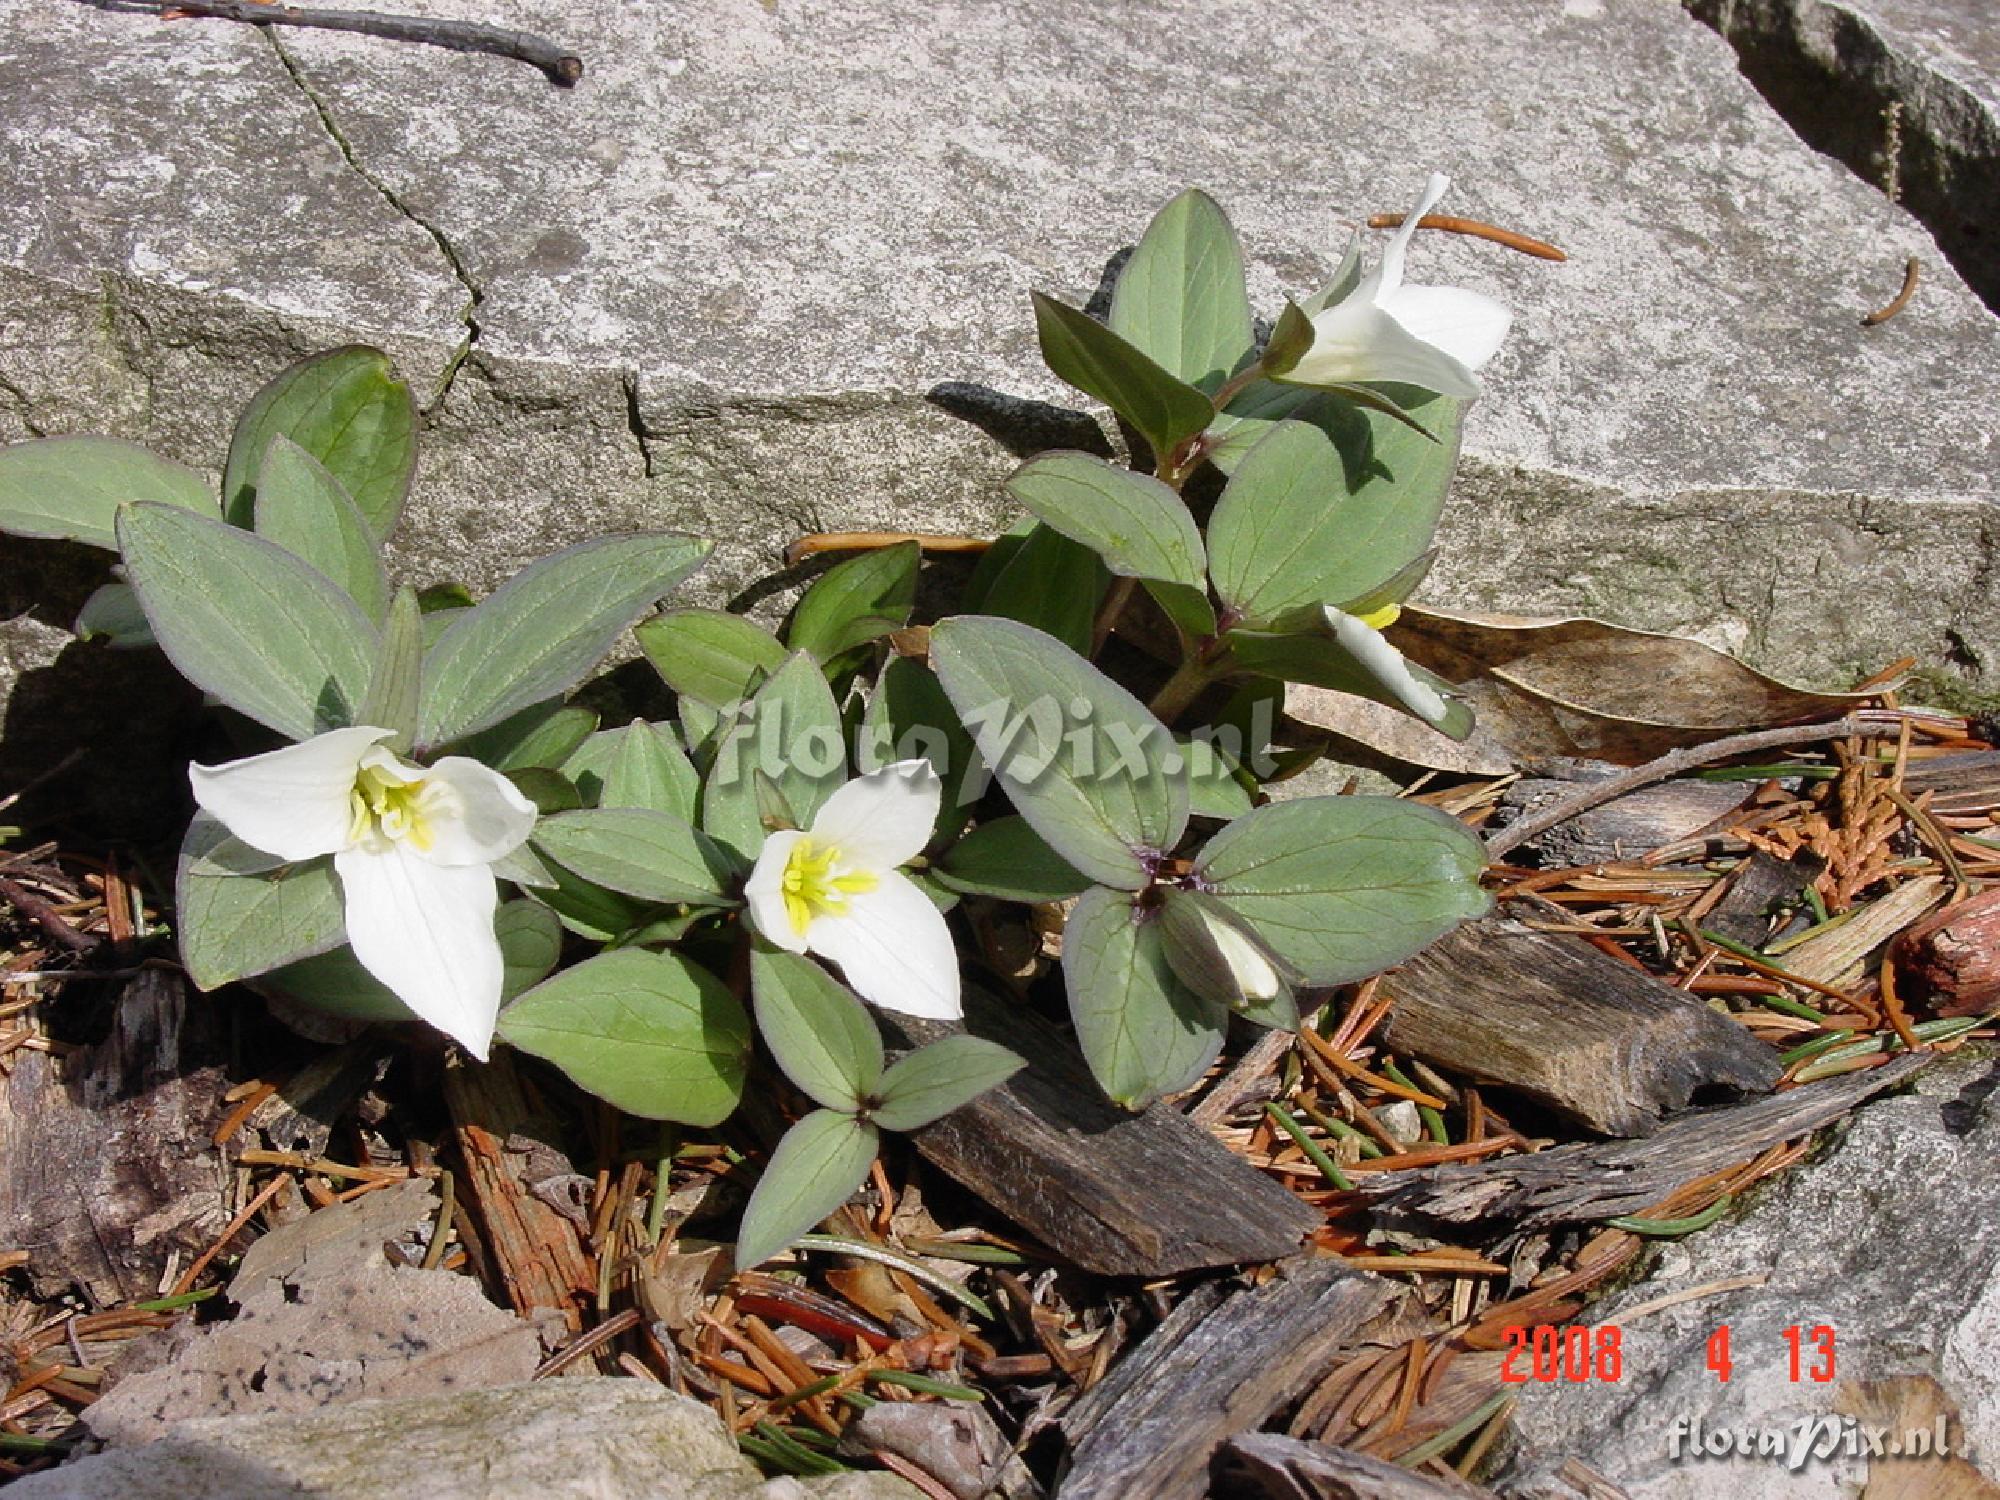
[
  {"xmin": 118, "ymin": 503, "xmax": 377, "ymax": 739},
  {"xmin": 1145, "ymin": 579, "xmax": 1218, "ymax": 641},
  {"xmin": 1107, "ymin": 188, "xmax": 1256, "ymax": 392},
  {"xmin": 1177, "ymin": 730, "xmax": 1253, "ymax": 820},
  {"xmin": 252, "ymin": 435, "xmax": 390, "ymax": 623},
  {"xmin": 750, "ymin": 949, "xmax": 883, "ymax": 1111},
  {"xmin": 448, "ymin": 698, "xmax": 600, "ymax": 773},
  {"xmin": 264, "ymin": 899, "xmax": 561, "ymax": 1021},
  {"xmin": 930, "ymin": 616, "xmax": 1186, "ymax": 891},
  {"xmin": 702, "ymin": 651, "xmax": 847, "ymax": 860},
  {"xmin": 532, "ymin": 807, "xmax": 742, "ymax": 906},
  {"xmin": 870, "ymin": 1035, "xmax": 1025, "ymax": 1132},
  {"xmin": 735, "ymin": 1109, "xmax": 879, "ymax": 1268},
  {"xmin": 1202, "ymin": 381, "xmax": 1329, "ymax": 475},
  {"xmin": 968, "ymin": 522, "xmax": 1108, "ymax": 656},
  {"xmin": 507, "ymin": 768, "xmax": 583, "ymax": 815},
  {"xmin": 74, "ymin": 582, "xmax": 153, "ymax": 648},
  {"xmin": 222, "ymin": 346, "xmax": 417, "ymax": 538},
  {"xmin": 528, "ymin": 858, "xmax": 656, "ymax": 942},
  {"xmin": 1226, "ymin": 622, "xmax": 1474, "ymax": 740},
  {"xmin": 858, "ymin": 656, "xmax": 977, "ymax": 835},
  {"xmin": 0, "ymin": 436, "xmax": 215, "ymax": 550},
  {"xmin": 1208, "ymin": 406, "xmax": 1460, "ymax": 629},
  {"xmin": 418, "ymin": 533, "xmax": 712, "ymax": 748},
  {"xmin": 1060, "ymin": 884, "xmax": 1227, "ymax": 1109},
  {"xmin": 1193, "ymin": 796, "xmax": 1490, "ymax": 985},
  {"xmin": 787, "ymin": 542, "xmax": 919, "ymax": 662},
  {"xmin": 498, "ymin": 948, "xmax": 751, "ymax": 1125},
  {"xmin": 635, "ymin": 608, "xmax": 789, "ymax": 709},
  {"xmin": 1032, "ymin": 292, "xmax": 1216, "ymax": 461},
  {"xmin": 601, "ymin": 721, "xmax": 699, "ymax": 818},
  {"xmin": 933, "ymin": 817, "xmax": 1092, "ymax": 903},
  {"xmin": 359, "ymin": 587, "xmax": 424, "ymax": 751},
  {"xmin": 1004, "ymin": 451, "xmax": 1205, "ymax": 589},
  {"xmin": 176, "ymin": 813, "xmax": 345, "ymax": 990}
]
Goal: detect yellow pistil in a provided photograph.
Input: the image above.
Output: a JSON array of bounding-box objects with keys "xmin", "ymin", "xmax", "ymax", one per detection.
[
  {"xmin": 778, "ymin": 838, "xmax": 879, "ymax": 936},
  {"xmin": 1354, "ymin": 602, "xmax": 1402, "ymax": 631},
  {"xmin": 348, "ymin": 761, "xmax": 440, "ymax": 853}
]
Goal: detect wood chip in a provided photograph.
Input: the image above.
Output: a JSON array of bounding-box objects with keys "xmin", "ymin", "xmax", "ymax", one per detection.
[{"xmin": 1380, "ymin": 911, "xmax": 1781, "ymax": 1136}]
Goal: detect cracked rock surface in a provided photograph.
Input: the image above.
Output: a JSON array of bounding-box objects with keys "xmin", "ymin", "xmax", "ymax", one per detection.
[
  {"xmin": 1, "ymin": 0, "xmax": 1996, "ymax": 721},
  {"xmin": 1689, "ymin": 0, "xmax": 2000, "ymax": 311}
]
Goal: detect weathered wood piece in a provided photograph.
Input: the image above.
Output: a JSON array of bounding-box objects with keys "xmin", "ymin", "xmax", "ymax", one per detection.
[
  {"xmin": 1357, "ymin": 1052, "xmax": 1929, "ymax": 1230},
  {"xmin": 1056, "ymin": 1258, "xmax": 1404, "ymax": 1500},
  {"xmin": 256, "ymin": 1040, "xmax": 393, "ymax": 1156},
  {"xmin": 1378, "ymin": 911, "xmax": 1782, "ymax": 1136},
  {"xmin": 1904, "ymin": 750, "xmax": 2000, "ymax": 815},
  {"xmin": 1225, "ymin": 1433, "xmax": 1492, "ymax": 1499},
  {"xmin": 0, "ymin": 969, "xmax": 232, "ymax": 1303},
  {"xmin": 1496, "ymin": 777, "xmax": 1749, "ymax": 866},
  {"xmin": 442, "ymin": 1052, "xmax": 595, "ymax": 1330},
  {"xmin": 880, "ymin": 993, "xmax": 1320, "ymax": 1276},
  {"xmin": 1703, "ymin": 849, "xmax": 1826, "ymax": 946},
  {"xmin": 1781, "ymin": 875, "xmax": 1946, "ymax": 988},
  {"xmin": 1897, "ymin": 889, "xmax": 2000, "ymax": 1016}
]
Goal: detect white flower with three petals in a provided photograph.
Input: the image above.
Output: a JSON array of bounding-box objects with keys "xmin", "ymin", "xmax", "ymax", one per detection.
[
  {"xmin": 1279, "ymin": 172, "xmax": 1513, "ymax": 400},
  {"xmin": 189, "ymin": 726, "xmax": 537, "ymax": 1059},
  {"xmin": 743, "ymin": 760, "xmax": 961, "ymax": 1021}
]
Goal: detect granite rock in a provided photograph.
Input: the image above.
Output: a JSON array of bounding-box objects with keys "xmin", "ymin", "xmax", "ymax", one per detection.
[{"xmin": 0, "ymin": 0, "xmax": 1995, "ymax": 755}]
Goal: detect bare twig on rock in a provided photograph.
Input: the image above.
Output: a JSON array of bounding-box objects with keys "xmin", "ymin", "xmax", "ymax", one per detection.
[{"xmin": 103, "ymin": 0, "xmax": 583, "ymax": 86}]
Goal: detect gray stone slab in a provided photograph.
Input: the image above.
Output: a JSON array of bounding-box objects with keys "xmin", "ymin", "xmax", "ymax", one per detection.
[
  {"xmin": 7, "ymin": 1378, "xmax": 920, "ymax": 1499},
  {"xmin": 1, "ymin": 0, "xmax": 1996, "ymax": 712},
  {"xmin": 1498, "ymin": 1049, "xmax": 2000, "ymax": 1498},
  {"xmin": 1691, "ymin": 0, "xmax": 2000, "ymax": 309}
]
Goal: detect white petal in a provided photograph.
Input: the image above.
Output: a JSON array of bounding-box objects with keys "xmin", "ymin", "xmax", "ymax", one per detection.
[
  {"xmin": 1362, "ymin": 171, "xmax": 1451, "ymax": 300},
  {"xmin": 415, "ymin": 756, "xmax": 539, "ymax": 867},
  {"xmin": 807, "ymin": 760, "xmax": 940, "ymax": 871},
  {"xmin": 807, "ymin": 870, "xmax": 960, "ymax": 1020},
  {"xmin": 1380, "ymin": 284, "xmax": 1512, "ymax": 373},
  {"xmin": 189, "ymin": 726, "xmax": 391, "ymax": 861},
  {"xmin": 1288, "ymin": 302, "xmax": 1483, "ymax": 400},
  {"xmin": 335, "ymin": 844, "xmax": 504, "ymax": 1059},
  {"xmin": 1203, "ymin": 910, "xmax": 1282, "ymax": 1001},
  {"xmin": 1324, "ymin": 607, "xmax": 1451, "ymax": 726},
  {"xmin": 744, "ymin": 828, "xmax": 812, "ymax": 953}
]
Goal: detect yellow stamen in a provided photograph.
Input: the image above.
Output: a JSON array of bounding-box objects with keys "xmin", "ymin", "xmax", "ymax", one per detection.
[
  {"xmin": 778, "ymin": 838, "xmax": 878, "ymax": 935},
  {"xmin": 348, "ymin": 761, "xmax": 440, "ymax": 853},
  {"xmin": 1354, "ymin": 602, "xmax": 1402, "ymax": 631}
]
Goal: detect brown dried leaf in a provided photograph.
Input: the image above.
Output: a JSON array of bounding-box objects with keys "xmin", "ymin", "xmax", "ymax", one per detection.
[{"xmin": 1389, "ymin": 606, "xmax": 1872, "ymax": 765}]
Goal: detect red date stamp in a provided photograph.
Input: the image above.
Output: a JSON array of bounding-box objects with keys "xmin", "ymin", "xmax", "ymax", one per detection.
[{"xmin": 1498, "ymin": 1325, "xmax": 1624, "ymax": 1383}]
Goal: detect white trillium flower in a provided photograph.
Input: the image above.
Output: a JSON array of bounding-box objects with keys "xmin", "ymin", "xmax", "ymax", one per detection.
[
  {"xmin": 1281, "ymin": 172, "xmax": 1513, "ymax": 400},
  {"xmin": 189, "ymin": 726, "xmax": 538, "ymax": 1060},
  {"xmin": 743, "ymin": 759, "xmax": 961, "ymax": 1021}
]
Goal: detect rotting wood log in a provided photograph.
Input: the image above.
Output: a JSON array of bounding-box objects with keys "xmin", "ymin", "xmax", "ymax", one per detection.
[
  {"xmin": 0, "ymin": 969, "xmax": 233, "ymax": 1304},
  {"xmin": 1378, "ymin": 911, "xmax": 1782, "ymax": 1137},
  {"xmin": 1496, "ymin": 777, "xmax": 1749, "ymax": 866},
  {"xmin": 878, "ymin": 992, "xmax": 1320, "ymax": 1278},
  {"xmin": 1056, "ymin": 1257, "xmax": 1406, "ymax": 1500},
  {"xmin": 1897, "ymin": 889, "xmax": 2000, "ymax": 1016},
  {"xmin": 1356, "ymin": 1052, "xmax": 1929, "ymax": 1231},
  {"xmin": 1224, "ymin": 1432, "xmax": 1493, "ymax": 1499},
  {"xmin": 442, "ymin": 1052, "xmax": 595, "ymax": 1330}
]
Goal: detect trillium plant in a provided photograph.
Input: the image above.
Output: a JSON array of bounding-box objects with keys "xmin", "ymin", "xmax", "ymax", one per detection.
[{"xmin": 0, "ymin": 173, "xmax": 1508, "ymax": 1265}]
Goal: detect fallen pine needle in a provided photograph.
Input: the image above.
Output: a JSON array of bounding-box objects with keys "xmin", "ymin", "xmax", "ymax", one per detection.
[
  {"xmin": 1861, "ymin": 257, "xmax": 1920, "ymax": 326},
  {"xmin": 1600, "ymin": 1273, "xmax": 1771, "ymax": 1328},
  {"xmin": 1366, "ymin": 212, "xmax": 1567, "ymax": 261}
]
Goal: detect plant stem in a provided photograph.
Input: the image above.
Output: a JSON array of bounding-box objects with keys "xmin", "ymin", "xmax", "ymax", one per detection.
[
  {"xmin": 1148, "ymin": 654, "xmax": 1222, "ymax": 725},
  {"xmin": 1089, "ymin": 576, "xmax": 1138, "ymax": 658}
]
